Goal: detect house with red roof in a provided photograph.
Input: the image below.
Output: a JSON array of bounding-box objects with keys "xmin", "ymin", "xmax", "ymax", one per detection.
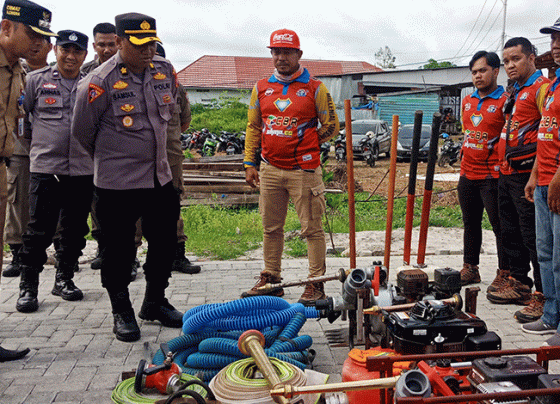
[{"xmin": 176, "ymin": 55, "xmax": 382, "ymax": 105}]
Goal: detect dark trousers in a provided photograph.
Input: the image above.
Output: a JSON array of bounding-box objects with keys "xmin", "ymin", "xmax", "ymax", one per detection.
[
  {"xmin": 498, "ymin": 172, "xmax": 541, "ymax": 291},
  {"xmin": 19, "ymin": 173, "xmax": 93, "ymax": 269},
  {"xmin": 458, "ymin": 176, "xmax": 505, "ymax": 269},
  {"xmin": 94, "ymin": 181, "xmax": 179, "ymax": 296}
]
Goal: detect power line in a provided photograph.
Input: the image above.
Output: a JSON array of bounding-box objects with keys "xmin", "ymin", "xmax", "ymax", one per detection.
[
  {"xmin": 462, "ymin": 0, "xmax": 501, "ymax": 57},
  {"xmin": 453, "ymin": 0, "xmax": 489, "ymax": 59}
]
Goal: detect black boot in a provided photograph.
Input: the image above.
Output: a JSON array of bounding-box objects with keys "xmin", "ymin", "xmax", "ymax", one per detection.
[
  {"xmin": 108, "ymin": 289, "xmax": 140, "ymax": 342},
  {"xmin": 138, "ymin": 282, "xmax": 183, "ymax": 328},
  {"xmin": 171, "ymin": 242, "xmax": 201, "ymax": 274},
  {"xmin": 91, "ymin": 247, "xmax": 102, "ymax": 270},
  {"xmin": 16, "ymin": 267, "xmax": 39, "ymax": 313},
  {"xmin": 0, "ymin": 345, "xmax": 30, "ymax": 362},
  {"xmin": 2, "ymin": 244, "xmax": 22, "ymax": 277},
  {"xmin": 52, "ymin": 263, "xmax": 83, "ymax": 301}
]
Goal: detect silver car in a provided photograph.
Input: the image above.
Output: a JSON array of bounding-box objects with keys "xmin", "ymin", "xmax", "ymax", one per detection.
[{"xmin": 341, "ymin": 119, "xmax": 392, "ymax": 160}]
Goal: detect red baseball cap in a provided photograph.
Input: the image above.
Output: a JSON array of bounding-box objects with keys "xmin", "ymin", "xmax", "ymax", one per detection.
[{"xmin": 268, "ymin": 29, "xmax": 300, "ymax": 49}]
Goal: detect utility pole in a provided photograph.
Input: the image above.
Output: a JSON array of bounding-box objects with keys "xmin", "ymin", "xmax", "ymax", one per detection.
[{"xmin": 500, "ymin": 0, "xmax": 508, "ymax": 51}]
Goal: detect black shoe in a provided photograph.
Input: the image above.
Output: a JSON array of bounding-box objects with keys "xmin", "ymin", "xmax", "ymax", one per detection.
[
  {"xmin": 172, "ymin": 257, "xmax": 201, "ymax": 274},
  {"xmin": 113, "ymin": 311, "xmax": 140, "ymax": 342},
  {"xmin": 52, "ymin": 279, "xmax": 84, "ymax": 301},
  {"xmin": 0, "ymin": 345, "xmax": 30, "ymax": 362},
  {"xmin": 16, "ymin": 268, "xmax": 39, "ymax": 313},
  {"xmin": 138, "ymin": 299, "xmax": 183, "ymax": 328},
  {"xmin": 91, "ymin": 248, "xmax": 102, "ymax": 270}
]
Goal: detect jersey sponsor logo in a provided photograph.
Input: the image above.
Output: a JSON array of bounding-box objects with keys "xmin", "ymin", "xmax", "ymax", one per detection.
[
  {"xmin": 88, "ymin": 83, "xmax": 105, "ymax": 103},
  {"xmin": 487, "ymin": 105, "xmax": 497, "ymax": 113},
  {"xmin": 153, "ymin": 72, "xmax": 167, "ymax": 80},
  {"xmin": 154, "ymin": 82, "xmax": 171, "ymax": 91},
  {"xmin": 464, "ymin": 103, "xmax": 471, "ymax": 111},
  {"xmin": 296, "ymin": 89, "xmax": 308, "ymax": 97},
  {"xmin": 120, "ymin": 104, "xmax": 135, "ymax": 112},
  {"xmin": 470, "ymin": 114, "xmax": 483, "ymax": 127},
  {"xmin": 265, "ymin": 88, "xmax": 274, "ymax": 96},
  {"xmin": 302, "ymin": 154, "xmax": 312, "ymax": 161},
  {"xmin": 112, "ymin": 91, "xmax": 135, "ymax": 101},
  {"xmin": 122, "ymin": 116, "xmax": 134, "ymax": 127},
  {"xmin": 42, "ymin": 83, "xmax": 57, "ymax": 89},
  {"xmin": 265, "ymin": 128, "xmax": 291, "ymax": 137},
  {"xmin": 520, "ymin": 92, "xmax": 529, "ymax": 101},
  {"xmin": 540, "ymin": 114, "xmax": 559, "ymax": 129},
  {"xmin": 44, "ymin": 97, "xmax": 56, "ymax": 105},
  {"xmin": 162, "ymin": 94, "xmax": 172, "ymax": 104},
  {"xmin": 113, "ymin": 80, "xmax": 128, "ymax": 90},
  {"xmin": 274, "ymin": 98, "xmax": 292, "ymax": 112},
  {"xmin": 265, "ymin": 115, "xmax": 298, "ymax": 127},
  {"xmin": 538, "ymin": 131, "xmax": 554, "ymax": 141}
]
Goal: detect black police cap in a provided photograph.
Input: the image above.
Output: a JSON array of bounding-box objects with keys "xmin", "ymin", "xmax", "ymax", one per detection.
[
  {"xmin": 56, "ymin": 30, "xmax": 88, "ymax": 51},
  {"xmin": 115, "ymin": 12, "xmax": 161, "ymax": 45},
  {"xmin": 2, "ymin": 0, "xmax": 55, "ymax": 36},
  {"xmin": 541, "ymin": 17, "xmax": 560, "ymax": 34}
]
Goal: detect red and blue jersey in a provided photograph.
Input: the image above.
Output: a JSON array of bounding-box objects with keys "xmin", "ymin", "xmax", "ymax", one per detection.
[
  {"xmin": 497, "ymin": 70, "xmax": 549, "ymax": 175},
  {"xmin": 244, "ymin": 68, "xmax": 339, "ymax": 170},
  {"xmin": 537, "ymin": 71, "xmax": 560, "ymax": 186},
  {"xmin": 460, "ymin": 86, "xmax": 507, "ymax": 180}
]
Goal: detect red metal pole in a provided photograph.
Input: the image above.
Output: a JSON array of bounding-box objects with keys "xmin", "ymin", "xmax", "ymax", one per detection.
[
  {"xmin": 345, "ymin": 100, "xmax": 356, "ymax": 269},
  {"xmin": 384, "ymin": 115, "xmax": 399, "ymax": 273}
]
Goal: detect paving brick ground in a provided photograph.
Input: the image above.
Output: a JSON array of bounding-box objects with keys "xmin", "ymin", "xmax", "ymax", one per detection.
[{"xmin": 0, "ymin": 241, "xmax": 557, "ymax": 403}]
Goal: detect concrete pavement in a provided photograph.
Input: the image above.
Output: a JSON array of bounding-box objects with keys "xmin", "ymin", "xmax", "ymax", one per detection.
[{"xmin": 0, "ymin": 241, "xmax": 557, "ymax": 403}]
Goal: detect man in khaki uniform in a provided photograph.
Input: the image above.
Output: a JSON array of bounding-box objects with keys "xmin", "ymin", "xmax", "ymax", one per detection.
[{"xmin": 0, "ymin": 0, "xmax": 55, "ymax": 362}]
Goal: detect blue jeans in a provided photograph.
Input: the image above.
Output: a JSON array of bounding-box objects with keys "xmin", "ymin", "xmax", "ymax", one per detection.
[{"xmin": 535, "ymin": 185, "xmax": 560, "ymax": 331}]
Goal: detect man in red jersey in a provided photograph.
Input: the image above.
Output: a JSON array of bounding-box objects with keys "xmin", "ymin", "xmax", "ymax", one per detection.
[
  {"xmin": 522, "ymin": 18, "xmax": 560, "ymax": 343},
  {"xmin": 458, "ymin": 51, "xmax": 507, "ymax": 289},
  {"xmin": 242, "ymin": 29, "xmax": 339, "ymax": 305},
  {"xmin": 487, "ymin": 38, "xmax": 549, "ymax": 320}
]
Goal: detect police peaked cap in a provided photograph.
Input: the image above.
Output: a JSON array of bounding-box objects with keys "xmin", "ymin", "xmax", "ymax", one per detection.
[
  {"xmin": 2, "ymin": 0, "xmax": 55, "ymax": 36},
  {"xmin": 115, "ymin": 12, "xmax": 161, "ymax": 45}
]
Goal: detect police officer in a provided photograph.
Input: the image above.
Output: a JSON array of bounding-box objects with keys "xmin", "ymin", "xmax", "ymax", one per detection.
[
  {"xmin": 16, "ymin": 30, "xmax": 93, "ymax": 313},
  {"xmin": 81, "ymin": 22, "xmax": 117, "ymax": 74},
  {"xmin": 2, "ymin": 36, "xmax": 51, "ymax": 278},
  {"xmin": 72, "ymin": 13, "xmax": 183, "ymax": 342},
  {"xmin": 0, "ymin": 0, "xmax": 55, "ymax": 361}
]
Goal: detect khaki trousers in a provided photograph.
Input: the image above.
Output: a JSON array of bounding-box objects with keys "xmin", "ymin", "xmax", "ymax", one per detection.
[
  {"xmin": 0, "ymin": 161, "xmax": 8, "ymax": 274},
  {"xmin": 4, "ymin": 155, "xmax": 30, "ymax": 245},
  {"xmin": 259, "ymin": 162, "xmax": 326, "ymax": 278}
]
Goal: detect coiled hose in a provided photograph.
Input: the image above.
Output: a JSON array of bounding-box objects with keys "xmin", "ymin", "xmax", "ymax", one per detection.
[{"xmin": 154, "ymin": 297, "xmax": 318, "ymax": 382}]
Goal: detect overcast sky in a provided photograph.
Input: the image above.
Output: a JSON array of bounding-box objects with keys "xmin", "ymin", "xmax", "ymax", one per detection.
[{"xmin": 39, "ymin": 0, "xmax": 559, "ymax": 72}]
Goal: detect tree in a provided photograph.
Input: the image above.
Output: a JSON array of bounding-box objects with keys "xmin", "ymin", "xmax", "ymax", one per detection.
[
  {"xmin": 375, "ymin": 46, "xmax": 396, "ymax": 69},
  {"xmin": 421, "ymin": 59, "xmax": 457, "ymax": 69}
]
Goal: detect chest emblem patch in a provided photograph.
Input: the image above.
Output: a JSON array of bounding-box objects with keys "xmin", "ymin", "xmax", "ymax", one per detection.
[
  {"xmin": 42, "ymin": 83, "xmax": 57, "ymax": 89},
  {"xmin": 274, "ymin": 98, "xmax": 292, "ymax": 112},
  {"xmin": 265, "ymin": 88, "xmax": 274, "ymax": 96},
  {"xmin": 113, "ymin": 80, "xmax": 128, "ymax": 90},
  {"xmin": 296, "ymin": 89, "xmax": 308, "ymax": 97},
  {"xmin": 470, "ymin": 114, "xmax": 483, "ymax": 127},
  {"xmin": 88, "ymin": 83, "xmax": 105, "ymax": 103},
  {"xmin": 45, "ymin": 98, "xmax": 56, "ymax": 105},
  {"xmin": 162, "ymin": 94, "xmax": 172, "ymax": 104},
  {"xmin": 120, "ymin": 104, "xmax": 134, "ymax": 112},
  {"xmin": 122, "ymin": 116, "xmax": 134, "ymax": 127},
  {"xmin": 153, "ymin": 72, "xmax": 166, "ymax": 80}
]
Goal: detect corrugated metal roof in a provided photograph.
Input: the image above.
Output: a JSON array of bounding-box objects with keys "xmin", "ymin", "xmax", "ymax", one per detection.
[
  {"xmin": 176, "ymin": 55, "xmax": 381, "ymax": 90},
  {"xmin": 378, "ymin": 93, "xmax": 440, "ymax": 125}
]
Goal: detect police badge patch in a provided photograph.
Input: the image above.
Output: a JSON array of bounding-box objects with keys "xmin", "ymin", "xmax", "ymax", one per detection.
[{"xmin": 88, "ymin": 83, "xmax": 105, "ymax": 103}]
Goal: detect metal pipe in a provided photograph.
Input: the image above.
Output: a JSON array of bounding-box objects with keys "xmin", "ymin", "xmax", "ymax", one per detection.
[
  {"xmin": 270, "ymin": 376, "xmax": 400, "ymax": 398},
  {"xmin": 363, "ymin": 294, "xmax": 462, "ymax": 315},
  {"xmin": 238, "ymin": 330, "xmax": 290, "ymax": 404},
  {"xmin": 417, "ymin": 113, "xmax": 442, "ymax": 265},
  {"xmin": 257, "ymin": 269, "xmax": 347, "ymax": 291},
  {"xmin": 384, "ymin": 114, "xmax": 399, "ymax": 274},
  {"xmin": 345, "ymin": 100, "xmax": 356, "ymax": 269},
  {"xmin": 403, "ymin": 111, "xmax": 423, "ymax": 265}
]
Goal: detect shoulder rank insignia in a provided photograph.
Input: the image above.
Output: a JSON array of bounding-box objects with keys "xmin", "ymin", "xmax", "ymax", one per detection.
[
  {"xmin": 113, "ymin": 80, "xmax": 128, "ymax": 90},
  {"xmin": 88, "ymin": 83, "xmax": 105, "ymax": 103},
  {"xmin": 120, "ymin": 66, "xmax": 128, "ymax": 75},
  {"xmin": 153, "ymin": 72, "xmax": 166, "ymax": 80},
  {"xmin": 120, "ymin": 104, "xmax": 135, "ymax": 112}
]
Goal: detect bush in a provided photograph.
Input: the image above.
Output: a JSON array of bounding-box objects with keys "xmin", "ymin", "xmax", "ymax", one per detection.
[{"xmin": 189, "ymin": 92, "xmax": 249, "ymax": 133}]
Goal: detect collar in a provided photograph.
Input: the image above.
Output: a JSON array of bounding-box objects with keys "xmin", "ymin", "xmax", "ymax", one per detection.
[
  {"xmin": 513, "ymin": 70, "xmax": 543, "ymax": 91},
  {"xmin": 269, "ymin": 67, "xmax": 310, "ymax": 84},
  {"xmin": 472, "ymin": 85, "xmax": 505, "ymax": 100},
  {"xmin": 551, "ymin": 69, "xmax": 560, "ymax": 93}
]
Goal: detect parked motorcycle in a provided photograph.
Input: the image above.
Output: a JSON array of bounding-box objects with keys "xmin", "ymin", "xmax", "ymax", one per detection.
[
  {"xmin": 320, "ymin": 142, "xmax": 330, "ymax": 165},
  {"xmin": 334, "ymin": 133, "xmax": 377, "ymax": 167},
  {"xmin": 437, "ymin": 133, "xmax": 462, "ymax": 167},
  {"xmin": 202, "ymin": 132, "xmax": 220, "ymax": 156}
]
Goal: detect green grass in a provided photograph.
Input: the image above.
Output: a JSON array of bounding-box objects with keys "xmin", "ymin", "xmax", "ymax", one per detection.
[{"xmin": 181, "ymin": 192, "xmax": 478, "ymax": 260}]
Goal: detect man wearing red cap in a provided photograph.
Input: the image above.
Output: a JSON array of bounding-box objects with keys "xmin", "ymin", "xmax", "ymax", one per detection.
[{"xmin": 242, "ymin": 28, "xmax": 339, "ymax": 305}]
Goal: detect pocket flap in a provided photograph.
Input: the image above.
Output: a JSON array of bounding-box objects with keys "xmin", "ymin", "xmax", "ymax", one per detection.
[{"xmin": 311, "ymin": 183, "xmax": 326, "ymax": 196}]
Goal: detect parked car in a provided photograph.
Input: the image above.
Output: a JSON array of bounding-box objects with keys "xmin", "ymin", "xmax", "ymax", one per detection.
[
  {"xmin": 339, "ymin": 119, "xmax": 391, "ymax": 161},
  {"xmin": 396, "ymin": 124, "xmax": 432, "ymax": 162}
]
